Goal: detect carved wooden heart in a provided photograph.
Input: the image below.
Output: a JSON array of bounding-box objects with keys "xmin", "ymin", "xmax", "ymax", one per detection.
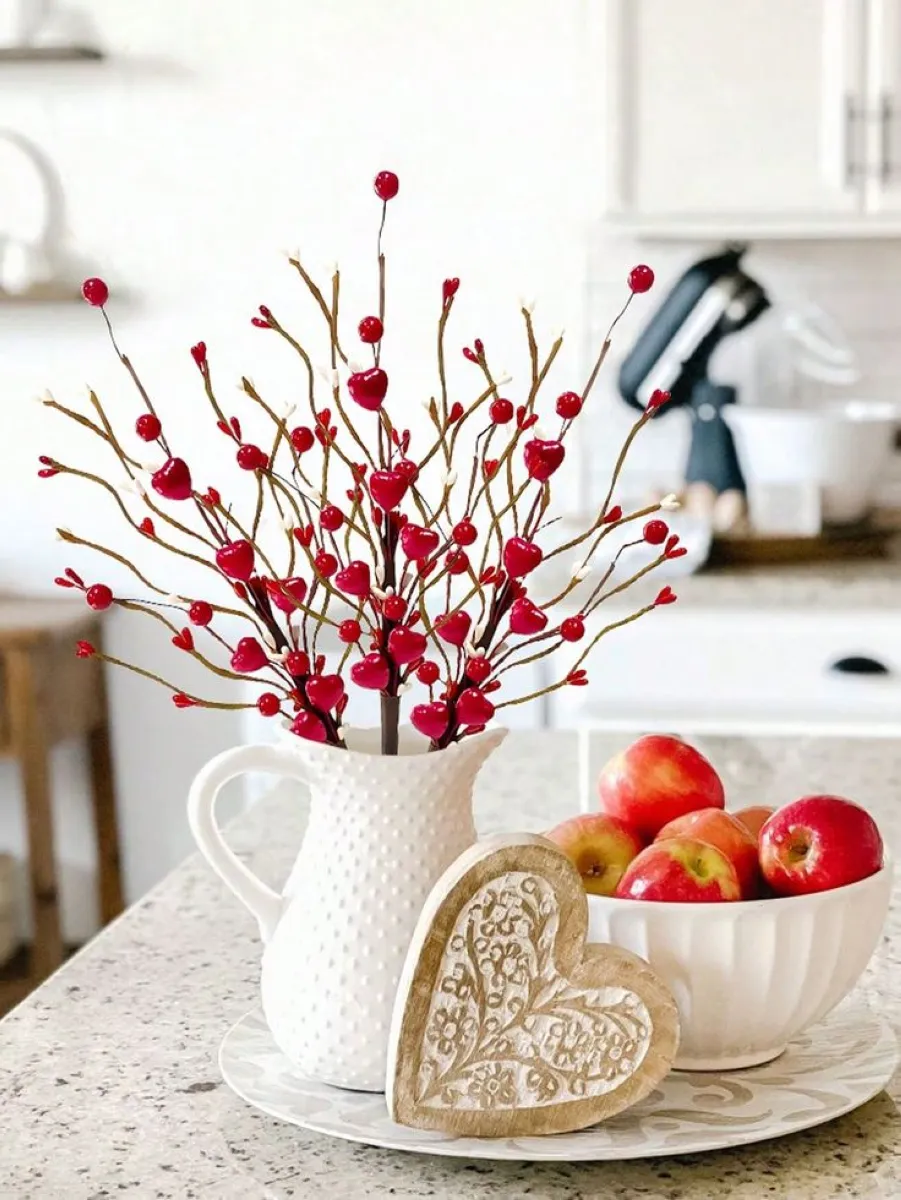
[{"xmin": 387, "ymin": 834, "xmax": 679, "ymax": 1138}]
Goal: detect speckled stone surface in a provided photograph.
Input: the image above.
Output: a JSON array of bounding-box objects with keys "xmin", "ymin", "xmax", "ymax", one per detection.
[
  {"xmin": 1, "ymin": 731, "xmax": 899, "ymax": 1199},
  {"xmin": 541, "ymin": 545, "xmax": 901, "ymax": 612}
]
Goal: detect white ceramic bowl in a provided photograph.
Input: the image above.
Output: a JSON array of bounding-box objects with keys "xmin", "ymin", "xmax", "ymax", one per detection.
[
  {"xmin": 723, "ymin": 401, "xmax": 897, "ymax": 523},
  {"xmin": 587, "ymin": 857, "xmax": 892, "ymax": 1070}
]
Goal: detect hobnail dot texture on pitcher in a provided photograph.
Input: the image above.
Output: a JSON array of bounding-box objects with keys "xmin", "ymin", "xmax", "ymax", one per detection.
[{"xmin": 260, "ymin": 736, "xmax": 501, "ymax": 1092}]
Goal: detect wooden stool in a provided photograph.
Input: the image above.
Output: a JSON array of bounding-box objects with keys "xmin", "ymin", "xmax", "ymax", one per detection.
[{"xmin": 0, "ymin": 597, "xmax": 124, "ymax": 989}]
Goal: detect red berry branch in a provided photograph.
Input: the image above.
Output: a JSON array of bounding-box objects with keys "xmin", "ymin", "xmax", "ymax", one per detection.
[{"xmin": 47, "ymin": 174, "xmax": 676, "ymax": 754}]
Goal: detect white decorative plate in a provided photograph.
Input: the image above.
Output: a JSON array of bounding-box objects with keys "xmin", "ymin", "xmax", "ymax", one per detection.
[{"xmin": 219, "ymin": 1001, "xmax": 896, "ymax": 1161}]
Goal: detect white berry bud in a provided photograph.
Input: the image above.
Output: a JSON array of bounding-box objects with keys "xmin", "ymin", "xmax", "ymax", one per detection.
[
  {"xmin": 443, "ymin": 470, "xmax": 457, "ymax": 489},
  {"xmin": 661, "ymin": 493, "xmax": 681, "ymax": 511}
]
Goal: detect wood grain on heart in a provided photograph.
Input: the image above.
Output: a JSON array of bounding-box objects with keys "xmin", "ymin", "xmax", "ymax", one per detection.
[{"xmin": 387, "ymin": 834, "xmax": 679, "ymax": 1137}]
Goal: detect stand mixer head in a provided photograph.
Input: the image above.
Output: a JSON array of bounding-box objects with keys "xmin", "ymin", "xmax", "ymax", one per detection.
[{"xmin": 618, "ymin": 244, "xmax": 770, "ymax": 495}]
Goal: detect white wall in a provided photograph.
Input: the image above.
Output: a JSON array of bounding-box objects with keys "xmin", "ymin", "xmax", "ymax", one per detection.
[
  {"xmin": 3, "ymin": 1, "xmax": 901, "ymax": 938},
  {"xmin": 0, "ymin": 0, "xmax": 614, "ymax": 939}
]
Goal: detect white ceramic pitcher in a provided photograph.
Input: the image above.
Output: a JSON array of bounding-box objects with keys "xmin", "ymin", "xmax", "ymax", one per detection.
[{"xmin": 188, "ymin": 724, "xmax": 506, "ymax": 1091}]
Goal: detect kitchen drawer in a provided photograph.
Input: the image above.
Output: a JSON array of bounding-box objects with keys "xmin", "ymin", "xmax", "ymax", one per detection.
[{"xmin": 549, "ymin": 608, "xmax": 901, "ymax": 734}]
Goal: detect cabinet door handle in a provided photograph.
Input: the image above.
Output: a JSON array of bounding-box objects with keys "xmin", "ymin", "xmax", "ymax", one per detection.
[
  {"xmin": 881, "ymin": 93, "xmax": 894, "ymax": 184},
  {"xmin": 845, "ymin": 94, "xmax": 860, "ymax": 185},
  {"xmin": 828, "ymin": 655, "xmax": 891, "ymax": 677}
]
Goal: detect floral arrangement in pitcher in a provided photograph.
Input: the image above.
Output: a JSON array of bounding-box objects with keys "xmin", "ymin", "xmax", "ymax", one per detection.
[{"xmin": 42, "ymin": 170, "xmax": 681, "ymax": 753}]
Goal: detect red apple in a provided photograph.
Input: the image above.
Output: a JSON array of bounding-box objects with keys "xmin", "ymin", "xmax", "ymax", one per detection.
[
  {"xmin": 545, "ymin": 813, "xmax": 644, "ymax": 896},
  {"xmin": 759, "ymin": 794, "xmax": 883, "ymax": 896},
  {"xmin": 656, "ymin": 807, "xmax": 761, "ymax": 898},
  {"xmin": 596, "ymin": 734, "xmax": 725, "ymax": 841},
  {"xmin": 616, "ymin": 838, "xmax": 741, "ymax": 903},
  {"xmin": 734, "ymin": 805, "xmax": 775, "ymax": 842}
]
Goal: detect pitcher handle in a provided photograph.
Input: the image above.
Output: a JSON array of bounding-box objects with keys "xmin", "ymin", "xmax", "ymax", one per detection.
[{"xmin": 187, "ymin": 743, "xmax": 310, "ymax": 943}]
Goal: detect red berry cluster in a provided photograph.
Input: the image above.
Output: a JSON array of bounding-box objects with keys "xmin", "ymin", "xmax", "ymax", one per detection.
[{"xmin": 54, "ymin": 174, "xmax": 674, "ymax": 748}]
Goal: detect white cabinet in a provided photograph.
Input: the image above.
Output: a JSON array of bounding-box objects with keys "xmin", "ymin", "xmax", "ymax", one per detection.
[
  {"xmin": 599, "ymin": 0, "xmax": 901, "ymax": 236},
  {"xmin": 549, "ymin": 607, "xmax": 901, "ymax": 736},
  {"xmin": 864, "ymin": 0, "xmax": 901, "ymax": 214}
]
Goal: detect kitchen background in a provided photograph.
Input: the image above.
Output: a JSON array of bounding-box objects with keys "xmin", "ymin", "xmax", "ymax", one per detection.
[{"xmin": 1, "ymin": 1, "xmax": 900, "ymax": 967}]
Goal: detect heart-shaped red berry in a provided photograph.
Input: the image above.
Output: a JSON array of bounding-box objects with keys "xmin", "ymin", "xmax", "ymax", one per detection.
[
  {"xmin": 152, "ymin": 457, "xmax": 193, "ymax": 501},
  {"xmin": 411, "ymin": 701, "xmax": 450, "ymax": 740},
  {"xmin": 172, "ymin": 628, "xmax": 194, "ymax": 652},
  {"xmin": 291, "ymin": 711, "xmax": 328, "ymax": 742},
  {"xmin": 655, "ymin": 586, "xmax": 677, "ymax": 606},
  {"xmin": 139, "ymin": 517, "xmax": 156, "ymax": 537},
  {"xmin": 508, "ymin": 596, "xmax": 548, "ymax": 635},
  {"xmin": 447, "ymin": 401, "xmax": 465, "ymax": 425},
  {"xmin": 347, "ymin": 367, "xmax": 389, "ymax": 411},
  {"xmin": 230, "ymin": 637, "xmax": 268, "ymax": 673},
  {"xmin": 293, "ymin": 524, "xmax": 315, "ymax": 547},
  {"xmin": 603, "ymin": 505, "xmax": 623, "ymax": 525},
  {"xmin": 305, "ymin": 674, "xmax": 345, "ymax": 712},
  {"xmin": 523, "ymin": 438, "xmax": 565, "ymax": 482},
  {"xmin": 350, "ymin": 653, "xmax": 390, "ymax": 691},
  {"xmin": 483, "ymin": 458, "xmax": 499, "ymax": 478},
  {"xmin": 400, "ymin": 524, "xmax": 439, "ymax": 560},
  {"xmin": 434, "ymin": 610, "xmax": 472, "ymax": 647},
  {"xmin": 502, "ymin": 537, "xmax": 543, "ymax": 579},
  {"xmin": 314, "ymin": 551, "xmax": 338, "ymax": 578},
  {"xmin": 445, "ymin": 550, "xmax": 469, "ymax": 576},
  {"xmin": 335, "ymin": 560, "xmax": 371, "ymax": 598},
  {"xmin": 455, "ymin": 687, "xmax": 495, "ymax": 727},
  {"xmin": 172, "ymin": 692, "xmax": 196, "ymax": 709},
  {"xmin": 369, "ymin": 469, "xmax": 409, "ymax": 512},
  {"xmin": 285, "ymin": 650, "xmax": 310, "ymax": 676},
  {"xmin": 265, "ymin": 577, "xmax": 308, "ymax": 613},
  {"xmin": 442, "ymin": 278, "xmax": 460, "ymax": 303},
  {"xmin": 387, "ymin": 625, "xmax": 427, "ymax": 666},
  {"xmin": 216, "ymin": 540, "xmax": 255, "ymax": 581},
  {"xmin": 395, "ymin": 458, "xmax": 419, "ymax": 483},
  {"xmin": 566, "ymin": 668, "xmax": 589, "ymax": 687}
]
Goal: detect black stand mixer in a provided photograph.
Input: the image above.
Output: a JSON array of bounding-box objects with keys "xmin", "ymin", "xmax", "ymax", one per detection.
[{"xmin": 618, "ymin": 245, "xmax": 770, "ymax": 495}]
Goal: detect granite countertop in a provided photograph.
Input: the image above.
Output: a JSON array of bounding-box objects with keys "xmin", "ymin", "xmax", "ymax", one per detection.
[
  {"xmin": 1, "ymin": 730, "xmax": 900, "ymax": 1199},
  {"xmin": 538, "ymin": 546, "xmax": 901, "ymax": 613}
]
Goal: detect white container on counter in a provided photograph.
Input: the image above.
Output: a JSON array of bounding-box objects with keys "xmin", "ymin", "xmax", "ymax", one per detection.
[{"xmin": 723, "ymin": 401, "xmax": 897, "ymax": 525}]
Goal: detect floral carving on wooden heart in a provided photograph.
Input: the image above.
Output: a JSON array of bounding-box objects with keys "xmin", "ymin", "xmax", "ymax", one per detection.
[{"xmin": 387, "ymin": 834, "xmax": 679, "ymax": 1137}]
